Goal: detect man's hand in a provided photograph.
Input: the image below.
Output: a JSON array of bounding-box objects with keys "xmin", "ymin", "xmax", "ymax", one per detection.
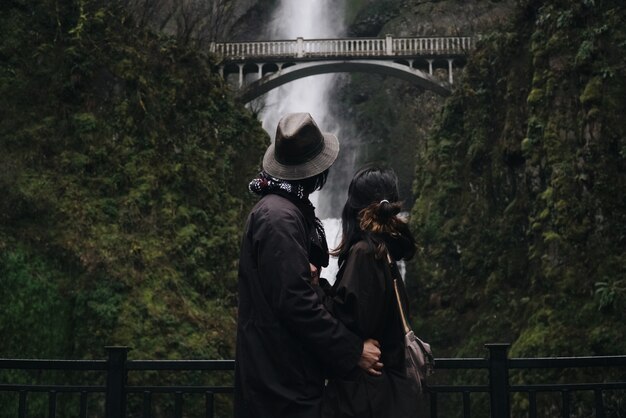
[{"xmin": 358, "ymin": 339, "xmax": 383, "ymax": 376}]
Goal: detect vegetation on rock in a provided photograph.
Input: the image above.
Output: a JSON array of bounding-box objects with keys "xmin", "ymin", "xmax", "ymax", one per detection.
[
  {"xmin": 1, "ymin": 0, "xmax": 267, "ymax": 413},
  {"xmin": 410, "ymin": 0, "xmax": 626, "ymax": 356}
]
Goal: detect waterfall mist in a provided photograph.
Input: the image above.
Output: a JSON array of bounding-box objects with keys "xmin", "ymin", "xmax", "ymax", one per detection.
[{"xmin": 259, "ymin": 0, "xmax": 357, "ymax": 283}]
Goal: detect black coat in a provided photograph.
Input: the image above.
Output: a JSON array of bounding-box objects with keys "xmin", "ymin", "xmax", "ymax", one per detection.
[
  {"xmin": 321, "ymin": 236, "xmax": 421, "ymax": 418},
  {"xmin": 234, "ymin": 193, "xmax": 363, "ymax": 418}
]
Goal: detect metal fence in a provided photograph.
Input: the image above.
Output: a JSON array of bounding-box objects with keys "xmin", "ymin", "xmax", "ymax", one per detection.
[{"xmin": 1, "ymin": 344, "xmax": 625, "ymax": 417}]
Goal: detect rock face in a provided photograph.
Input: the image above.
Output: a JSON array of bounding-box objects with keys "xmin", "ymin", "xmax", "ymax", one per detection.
[
  {"xmin": 230, "ymin": 0, "xmax": 278, "ymax": 41},
  {"xmin": 348, "ymin": 0, "xmax": 515, "ymax": 37}
]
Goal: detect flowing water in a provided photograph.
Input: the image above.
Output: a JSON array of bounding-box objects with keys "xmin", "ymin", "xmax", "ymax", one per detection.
[{"xmin": 260, "ymin": 0, "xmax": 352, "ymax": 284}]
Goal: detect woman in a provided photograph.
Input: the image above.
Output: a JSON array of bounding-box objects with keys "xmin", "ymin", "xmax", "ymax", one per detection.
[{"xmin": 320, "ymin": 167, "xmax": 421, "ymax": 418}]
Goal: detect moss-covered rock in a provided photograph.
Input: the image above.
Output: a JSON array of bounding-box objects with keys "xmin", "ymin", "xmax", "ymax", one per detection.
[
  {"xmin": 0, "ymin": 0, "xmax": 267, "ymax": 362},
  {"xmin": 408, "ymin": 0, "xmax": 626, "ymax": 366}
]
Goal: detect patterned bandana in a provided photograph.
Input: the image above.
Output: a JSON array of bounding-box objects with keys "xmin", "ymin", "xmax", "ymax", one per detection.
[
  {"xmin": 249, "ymin": 172, "xmax": 329, "ymax": 267},
  {"xmin": 249, "ymin": 172, "xmax": 307, "ymax": 200}
]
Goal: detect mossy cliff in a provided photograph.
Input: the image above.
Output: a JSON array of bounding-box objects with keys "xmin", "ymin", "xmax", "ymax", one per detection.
[
  {"xmin": 0, "ymin": 0, "xmax": 267, "ymax": 365},
  {"xmin": 409, "ymin": 0, "xmax": 626, "ymax": 360}
]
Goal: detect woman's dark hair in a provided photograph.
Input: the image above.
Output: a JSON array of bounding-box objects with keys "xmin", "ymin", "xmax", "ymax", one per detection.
[
  {"xmin": 332, "ymin": 166, "xmax": 414, "ymax": 262},
  {"xmin": 297, "ymin": 168, "xmax": 329, "ymax": 195}
]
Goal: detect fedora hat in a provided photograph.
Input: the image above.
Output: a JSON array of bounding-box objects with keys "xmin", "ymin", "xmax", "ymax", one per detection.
[{"xmin": 263, "ymin": 113, "xmax": 339, "ymax": 180}]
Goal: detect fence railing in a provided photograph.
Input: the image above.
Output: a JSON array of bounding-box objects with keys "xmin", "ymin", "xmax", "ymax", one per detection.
[
  {"xmin": 211, "ymin": 35, "xmax": 473, "ymax": 61},
  {"xmin": 1, "ymin": 344, "xmax": 625, "ymax": 417}
]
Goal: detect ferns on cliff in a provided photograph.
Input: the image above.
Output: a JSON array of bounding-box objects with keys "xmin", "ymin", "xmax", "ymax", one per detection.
[{"xmin": 0, "ymin": 0, "xmax": 266, "ymax": 361}]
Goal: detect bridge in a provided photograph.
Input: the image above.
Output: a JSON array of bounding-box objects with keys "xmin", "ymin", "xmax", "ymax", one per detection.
[{"xmin": 210, "ymin": 35, "xmax": 473, "ymax": 102}]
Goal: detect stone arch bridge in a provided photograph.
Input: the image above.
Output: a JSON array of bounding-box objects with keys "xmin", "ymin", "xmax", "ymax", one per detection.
[{"xmin": 210, "ymin": 35, "xmax": 473, "ymax": 102}]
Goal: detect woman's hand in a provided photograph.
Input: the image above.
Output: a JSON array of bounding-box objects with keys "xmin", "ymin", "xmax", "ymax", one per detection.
[{"xmin": 310, "ymin": 263, "xmax": 320, "ymax": 286}]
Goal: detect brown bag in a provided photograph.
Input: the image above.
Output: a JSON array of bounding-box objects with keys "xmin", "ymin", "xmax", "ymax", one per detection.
[{"xmin": 386, "ymin": 252, "xmax": 435, "ymax": 393}]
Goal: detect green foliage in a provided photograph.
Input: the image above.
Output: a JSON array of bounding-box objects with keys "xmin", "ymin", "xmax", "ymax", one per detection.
[
  {"xmin": 0, "ymin": 245, "xmax": 72, "ymax": 358},
  {"xmin": 526, "ymin": 87, "xmax": 544, "ymax": 105},
  {"xmin": 407, "ymin": 0, "xmax": 626, "ymax": 371},
  {"xmin": 0, "ymin": 0, "xmax": 267, "ymax": 366},
  {"xmin": 580, "ymin": 76, "xmax": 603, "ymax": 105},
  {"xmin": 594, "ymin": 280, "xmax": 621, "ymax": 311}
]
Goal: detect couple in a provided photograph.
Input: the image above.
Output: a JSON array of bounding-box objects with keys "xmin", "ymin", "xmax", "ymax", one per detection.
[{"xmin": 235, "ymin": 113, "xmax": 420, "ymax": 418}]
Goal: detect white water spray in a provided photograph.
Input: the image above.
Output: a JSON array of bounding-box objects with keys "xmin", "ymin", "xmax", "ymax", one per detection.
[{"xmin": 260, "ymin": 0, "xmax": 348, "ymax": 284}]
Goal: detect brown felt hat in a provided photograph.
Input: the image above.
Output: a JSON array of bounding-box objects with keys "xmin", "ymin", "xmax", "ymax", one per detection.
[{"xmin": 263, "ymin": 113, "xmax": 339, "ymax": 180}]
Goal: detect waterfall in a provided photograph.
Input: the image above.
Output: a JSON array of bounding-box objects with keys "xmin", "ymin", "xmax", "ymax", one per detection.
[{"xmin": 260, "ymin": 0, "xmax": 351, "ymax": 284}]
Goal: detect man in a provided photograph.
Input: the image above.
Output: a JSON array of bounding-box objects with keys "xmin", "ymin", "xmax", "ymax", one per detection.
[{"xmin": 235, "ymin": 113, "xmax": 382, "ymax": 418}]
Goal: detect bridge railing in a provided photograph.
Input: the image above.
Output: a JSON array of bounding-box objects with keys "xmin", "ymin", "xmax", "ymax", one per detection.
[
  {"xmin": 393, "ymin": 36, "xmax": 473, "ymax": 56},
  {"xmin": 211, "ymin": 35, "xmax": 473, "ymax": 61},
  {"xmin": 1, "ymin": 344, "xmax": 625, "ymax": 417}
]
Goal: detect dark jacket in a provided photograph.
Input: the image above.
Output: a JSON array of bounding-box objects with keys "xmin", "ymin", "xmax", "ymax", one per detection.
[
  {"xmin": 321, "ymin": 234, "xmax": 420, "ymax": 418},
  {"xmin": 234, "ymin": 193, "xmax": 363, "ymax": 418}
]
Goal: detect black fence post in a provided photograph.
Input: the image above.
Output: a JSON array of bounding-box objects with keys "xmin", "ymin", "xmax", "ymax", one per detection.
[
  {"xmin": 486, "ymin": 343, "xmax": 511, "ymax": 418},
  {"xmin": 105, "ymin": 346, "xmax": 130, "ymax": 418}
]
